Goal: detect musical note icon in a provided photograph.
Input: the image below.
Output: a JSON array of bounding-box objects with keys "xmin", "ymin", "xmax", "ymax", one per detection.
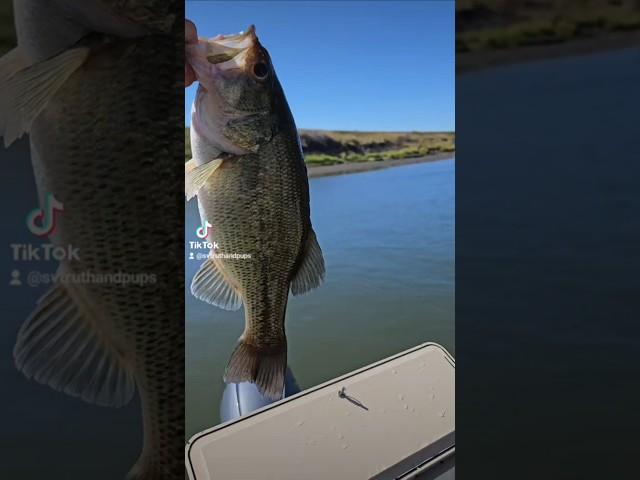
[
  {"xmin": 26, "ymin": 193, "xmax": 64, "ymax": 237},
  {"xmin": 196, "ymin": 220, "xmax": 213, "ymax": 239}
]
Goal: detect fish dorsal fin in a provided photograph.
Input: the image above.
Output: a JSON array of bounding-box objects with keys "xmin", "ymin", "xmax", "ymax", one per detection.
[
  {"xmin": 185, "ymin": 157, "xmax": 224, "ymax": 200},
  {"xmin": 0, "ymin": 47, "xmax": 90, "ymax": 147},
  {"xmin": 291, "ymin": 229, "xmax": 326, "ymax": 295},
  {"xmin": 191, "ymin": 258, "xmax": 243, "ymax": 310},
  {"xmin": 13, "ymin": 281, "xmax": 135, "ymax": 407}
]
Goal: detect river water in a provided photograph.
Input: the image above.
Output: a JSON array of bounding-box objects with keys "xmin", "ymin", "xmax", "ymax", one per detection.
[{"xmin": 186, "ymin": 158, "xmax": 455, "ymax": 437}]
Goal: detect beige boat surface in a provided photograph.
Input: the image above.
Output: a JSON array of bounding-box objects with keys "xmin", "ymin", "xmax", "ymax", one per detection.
[{"xmin": 186, "ymin": 342, "xmax": 455, "ymax": 480}]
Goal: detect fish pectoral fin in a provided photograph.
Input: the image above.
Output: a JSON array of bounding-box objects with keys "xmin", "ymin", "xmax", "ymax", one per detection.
[
  {"xmin": 290, "ymin": 228, "xmax": 326, "ymax": 295},
  {"xmin": 185, "ymin": 157, "xmax": 224, "ymax": 200},
  {"xmin": 0, "ymin": 46, "xmax": 90, "ymax": 147},
  {"xmin": 191, "ymin": 258, "xmax": 243, "ymax": 310},
  {"xmin": 13, "ymin": 282, "xmax": 136, "ymax": 407}
]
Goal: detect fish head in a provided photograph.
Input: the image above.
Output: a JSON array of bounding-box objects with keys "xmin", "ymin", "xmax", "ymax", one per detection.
[{"xmin": 187, "ymin": 25, "xmax": 281, "ymax": 153}]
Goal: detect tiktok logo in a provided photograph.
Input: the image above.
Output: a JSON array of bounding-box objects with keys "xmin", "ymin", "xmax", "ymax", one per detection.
[
  {"xmin": 196, "ymin": 220, "xmax": 213, "ymax": 239},
  {"xmin": 26, "ymin": 193, "xmax": 64, "ymax": 237}
]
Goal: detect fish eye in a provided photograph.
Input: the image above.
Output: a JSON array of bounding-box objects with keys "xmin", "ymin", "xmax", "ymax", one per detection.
[{"xmin": 253, "ymin": 62, "xmax": 269, "ymax": 80}]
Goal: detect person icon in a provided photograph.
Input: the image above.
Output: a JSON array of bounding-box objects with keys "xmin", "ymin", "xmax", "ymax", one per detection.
[
  {"xmin": 189, "ymin": 252, "xmax": 194, "ymax": 260},
  {"xmin": 10, "ymin": 269, "xmax": 21, "ymax": 286}
]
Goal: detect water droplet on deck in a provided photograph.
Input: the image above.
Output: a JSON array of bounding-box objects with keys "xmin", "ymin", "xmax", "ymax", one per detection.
[
  {"xmin": 341, "ymin": 444, "xmax": 349, "ymax": 450},
  {"xmin": 403, "ymin": 404, "xmax": 409, "ymax": 410},
  {"xmin": 392, "ymin": 369, "xmax": 398, "ymax": 375},
  {"xmin": 430, "ymin": 393, "xmax": 436, "ymax": 400},
  {"xmin": 338, "ymin": 433, "xmax": 344, "ymax": 440},
  {"xmin": 397, "ymin": 393, "xmax": 404, "ymax": 401},
  {"xmin": 438, "ymin": 410, "xmax": 446, "ymax": 418},
  {"xmin": 296, "ymin": 420, "xmax": 304, "ymax": 427},
  {"xmin": 410, "ymin": 407, "xmax": 416, "ymax": 412}
]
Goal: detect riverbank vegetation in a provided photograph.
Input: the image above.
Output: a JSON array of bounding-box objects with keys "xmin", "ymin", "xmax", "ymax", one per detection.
[
  {"xmin": 457, "ymin": 0, "xmax": 640, "ymax": 54},
  {"xmin": 185, "ymin": 129, "xmax": 455, "ymax": 166}
]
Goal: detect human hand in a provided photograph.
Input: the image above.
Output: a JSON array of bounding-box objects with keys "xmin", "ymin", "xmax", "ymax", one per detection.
[{"xmin": 185, "ymin": 19, "xmax": 198, "ymax": 87}]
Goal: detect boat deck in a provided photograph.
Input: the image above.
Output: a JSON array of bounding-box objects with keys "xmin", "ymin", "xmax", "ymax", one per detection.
[{"xmin": 186, "ymin": 342, "xmax": 455, "ymax": 480}]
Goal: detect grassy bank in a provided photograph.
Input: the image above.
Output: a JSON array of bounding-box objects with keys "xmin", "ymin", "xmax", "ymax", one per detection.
[
  {"xmin": 185, "ymin": 128, "xmax": 455, "ymax": 166},
  {"xmin": 457, "ymin": 0, "xmax": 640, "ymax": 56}
]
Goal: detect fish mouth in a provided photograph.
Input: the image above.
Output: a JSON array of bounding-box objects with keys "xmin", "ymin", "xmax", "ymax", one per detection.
[
  {"xmin": 202, "ymin": 25, "xmax": 259, "ymax": 69},
  {"xmin": 210, "ymin": 25, "xmax": 256, "ymax": 49},
  {"xmin": 186, "ymin": 24, "xmax": 271, "ymax": 86}
]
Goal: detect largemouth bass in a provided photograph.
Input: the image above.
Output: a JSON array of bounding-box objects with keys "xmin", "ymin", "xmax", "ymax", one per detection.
[
  {"xmin": 185, "ymin": 25, "xmax": 325, "ymax": 400},
  {"xmin": 0, "ymin": 1, "xmax": 183, "ymax": 478}
]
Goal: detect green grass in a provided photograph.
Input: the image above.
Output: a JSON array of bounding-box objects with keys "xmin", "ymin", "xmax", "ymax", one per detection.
[
  {"xmin": 185, "ymin": 128, "xmax": 455, "ymax": 166},
  {"xmin": 457, "ymin": 0, "xmax": 640, "ymax": 54},
  {"xmin": 304, "ymin": 154, "xmax": 345, "ymax": 166}
]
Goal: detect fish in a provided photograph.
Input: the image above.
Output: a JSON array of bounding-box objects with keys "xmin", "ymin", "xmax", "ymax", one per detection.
[
  {"xmin": 0, "ymin": 1, "xmax": 183, "ymax": 479},
  {"xmin": 185, "ymin": 25, "xmax": 325, "ymax": 400}
]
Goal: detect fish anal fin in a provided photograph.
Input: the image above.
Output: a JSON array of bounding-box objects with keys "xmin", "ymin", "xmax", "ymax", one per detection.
[
  {"xmin": 13, "ymin": 282, "xmax": 135, "ymax": 407},
  {"xmin": 0, "ymin": 47, "xmax": 90, "ymax": 147},
  {"xmin": 291, "ymin": 229, "xmax": 326, "ymax": 295},
  {"xmin": 185, "ymin": 157, "xmax": 223, "ymax": 200},
  {"xmin": 190, "ymin": 258, "xmax": 242, "ymax": 310}
]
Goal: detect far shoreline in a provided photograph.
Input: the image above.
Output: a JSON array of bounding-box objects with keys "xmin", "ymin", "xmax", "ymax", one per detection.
[
  {"xmin": 457, "ymin": 31, "xmax": 640, "ymax": 74},
  {"xmin": 307, "ymin": 152, "xmax": 454, "ymax": 178}
]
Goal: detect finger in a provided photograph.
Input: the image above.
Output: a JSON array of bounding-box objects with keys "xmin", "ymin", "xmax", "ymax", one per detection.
[
  {"xmin": 185, "ymin": 19, "xmax": 197, "ymax": 87},
  {"xmin": 186, "ymin": 19, "xmax": 197, "ymax": 44}
]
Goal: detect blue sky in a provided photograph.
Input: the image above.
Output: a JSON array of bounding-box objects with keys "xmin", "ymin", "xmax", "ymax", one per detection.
[{"xmin": 185, "ymin": 1, "xmax": 455, "ymax": 132}]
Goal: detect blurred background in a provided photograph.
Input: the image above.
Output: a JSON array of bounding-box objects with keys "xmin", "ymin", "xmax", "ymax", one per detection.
[
  {"xmin": 0, "ymin": 2, "xmax": 15, "ymax": 55},
  {"xmin": 455, "ymin": 0, "xmax": 640, "ymax": 478}
]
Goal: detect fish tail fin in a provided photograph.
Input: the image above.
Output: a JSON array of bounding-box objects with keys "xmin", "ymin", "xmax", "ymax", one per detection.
[{"xmin": 224, "ymin": 340, "xmax": 287, "ymax": 401}]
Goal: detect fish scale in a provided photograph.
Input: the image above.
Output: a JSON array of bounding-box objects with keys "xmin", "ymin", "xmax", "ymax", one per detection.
[
  {"xmin": 1, "ymin": 5, "xmax": 184, "ymax": 477},
  {"xmin": 36, "ymin": 36, "xmax": 183, "ymax": 478},
  {"xmin": 199, "ymin": 131, "xmax": 307, "ymax": 346},
  {"xmin": 186, "ymin": 25, "xmax": 324, "ymax": 401}
]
